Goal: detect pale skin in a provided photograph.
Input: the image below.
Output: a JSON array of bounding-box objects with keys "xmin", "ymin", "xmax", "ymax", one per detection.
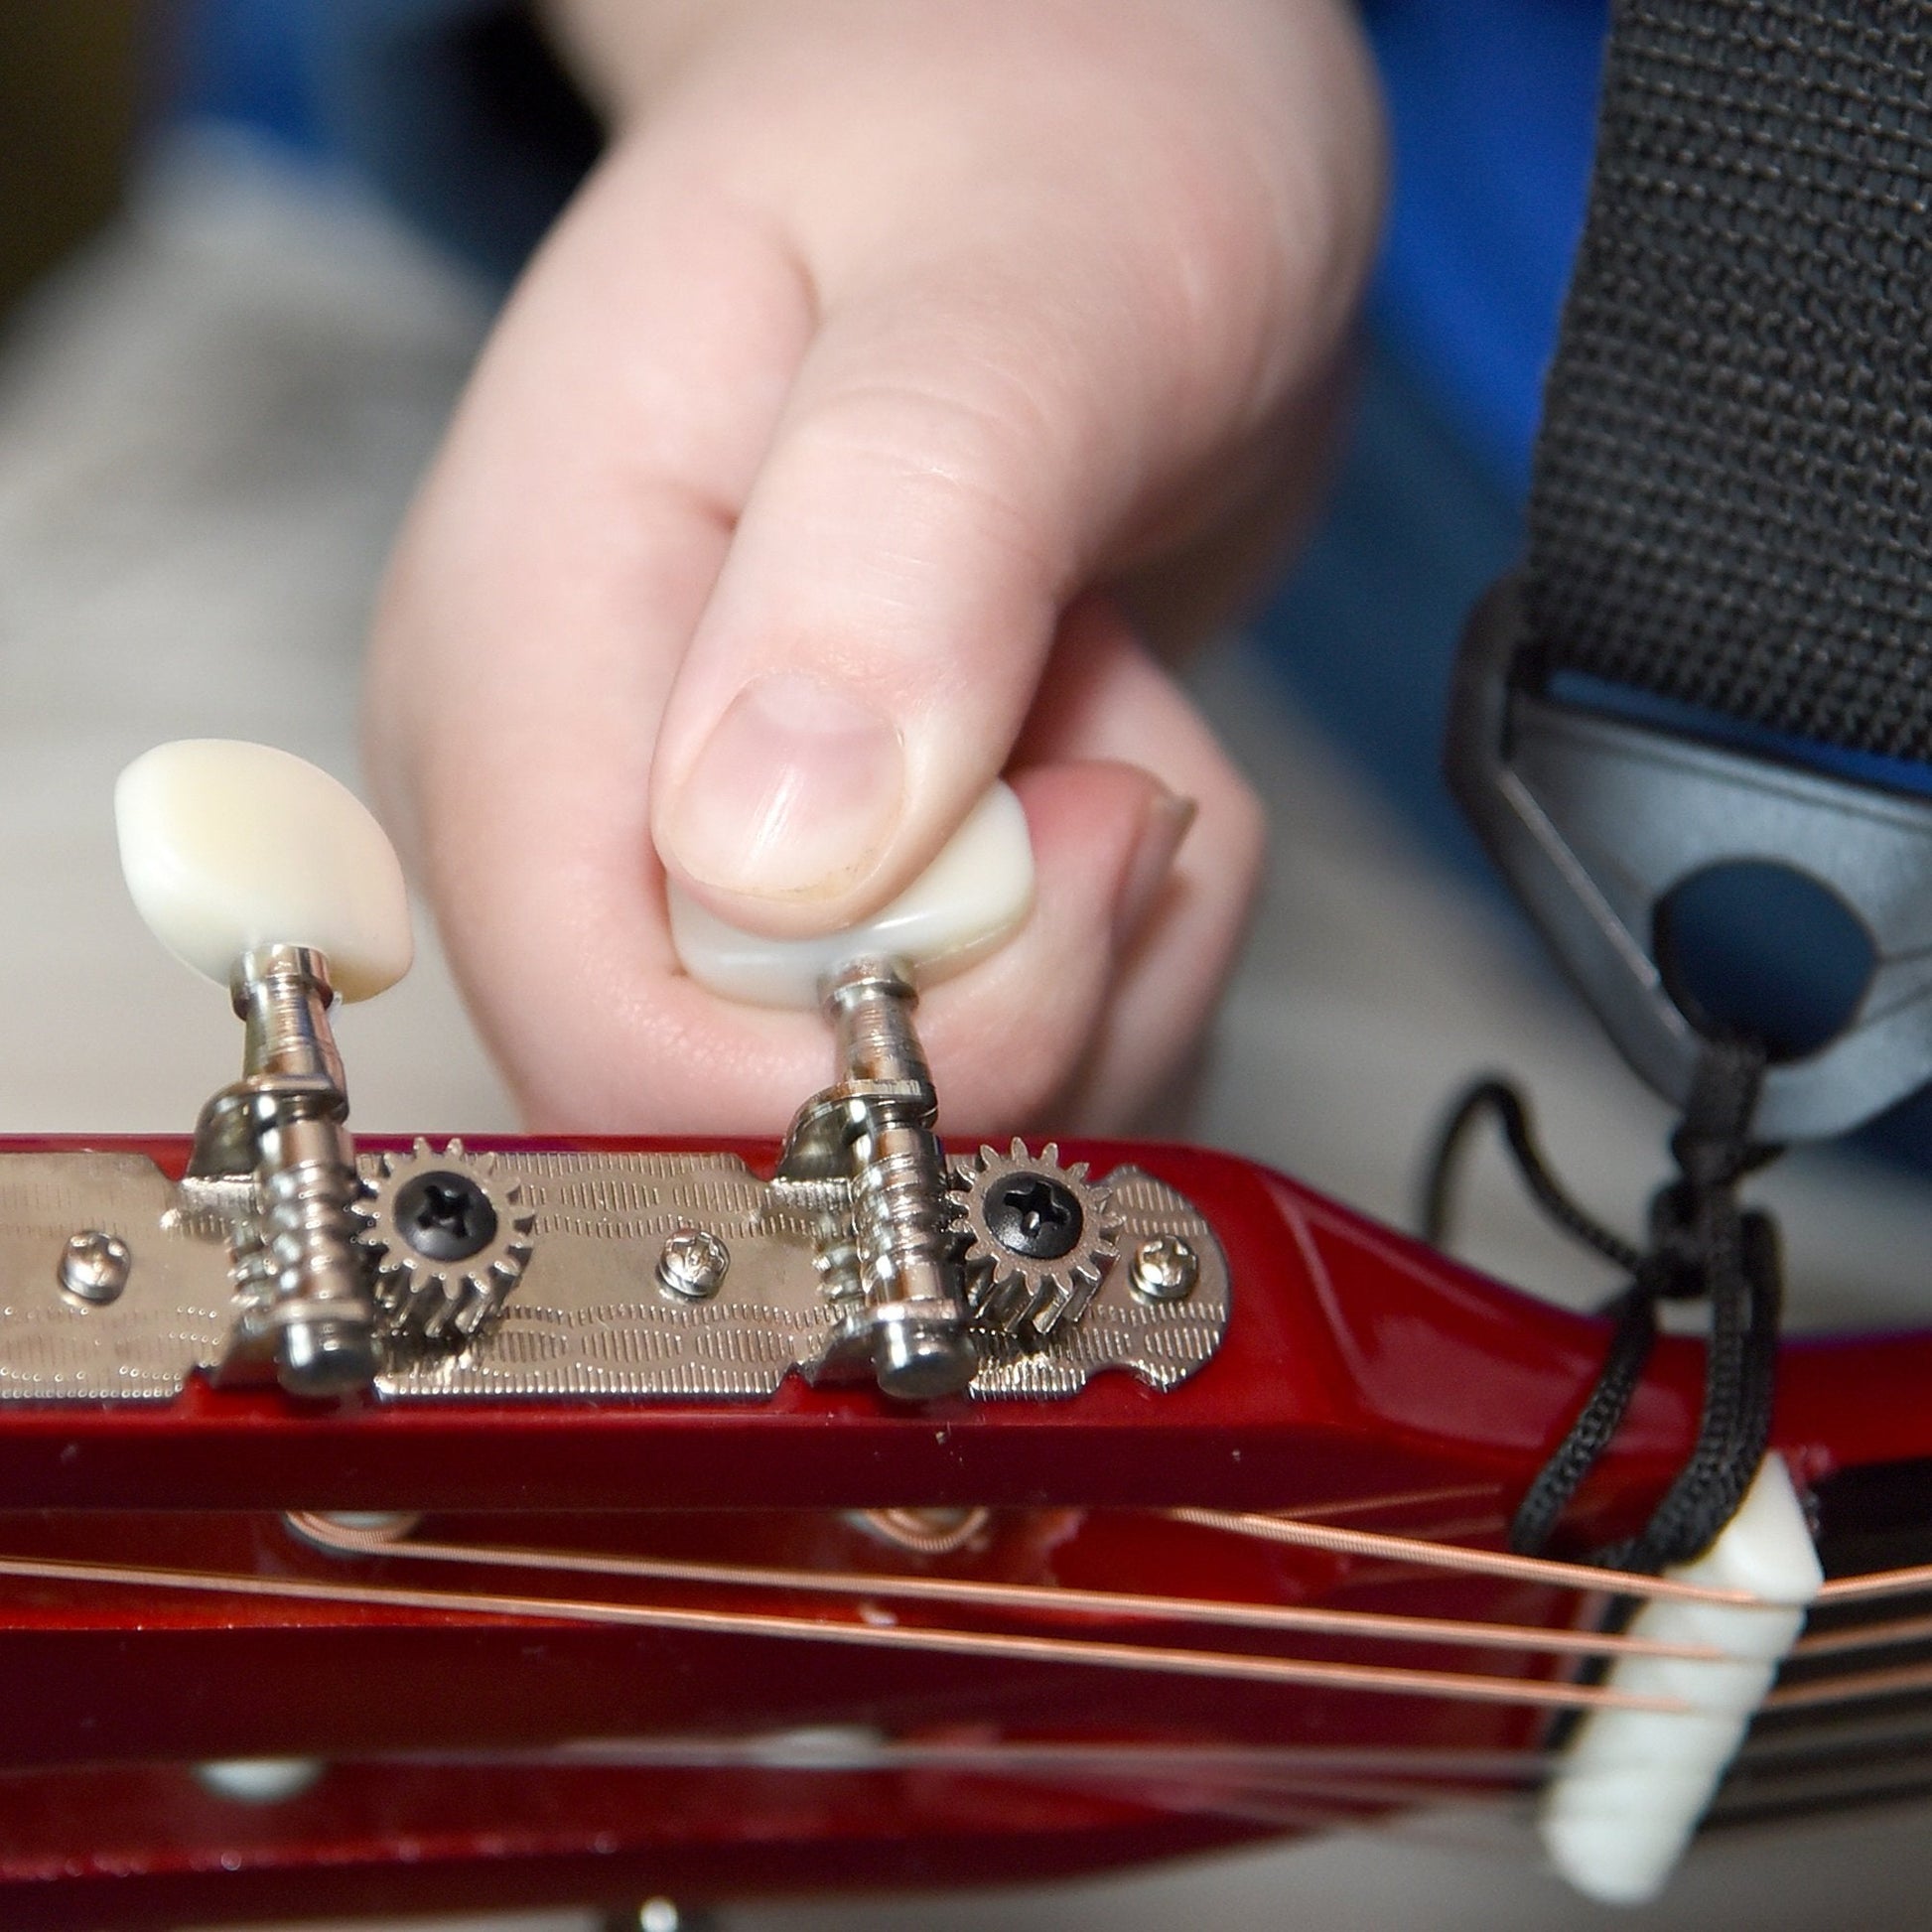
[{"xmin": 362, "ymin": 0, "xmax": 1384, "ymax": 1136}]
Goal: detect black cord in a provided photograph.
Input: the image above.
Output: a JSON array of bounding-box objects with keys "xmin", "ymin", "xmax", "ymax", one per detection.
[
  {"xmin": 1420, "ymin": 1041, "xmax": 1784, "ymax": 1571},
  {"xmin": 1420, "ymin": 1080, "xmax": 1643, "ymax": 1275}
]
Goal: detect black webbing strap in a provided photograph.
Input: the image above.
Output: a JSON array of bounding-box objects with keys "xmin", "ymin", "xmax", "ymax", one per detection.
[
  {"xmin": 1522, "ymin": 1, "xmax": 1932, "ymax": 756},
  {"xmin": 1442, "ymin": 2, "xmax": 1932, "ymax": 1560}
]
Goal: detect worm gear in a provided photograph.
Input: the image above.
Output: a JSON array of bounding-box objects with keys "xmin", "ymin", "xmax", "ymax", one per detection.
[
  {"xmin": 951, "ymin": 1140, "xmax": 1120, "ymax": 1342},
  {"xmin": 352, "ymin": 1138, "xmax": 535, "ymax": 1347}
]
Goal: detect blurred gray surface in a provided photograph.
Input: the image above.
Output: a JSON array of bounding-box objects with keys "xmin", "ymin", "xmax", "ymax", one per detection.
[{"xmin": 3, "ymin": 135, "xmax": 1928, "ymax": 1930}]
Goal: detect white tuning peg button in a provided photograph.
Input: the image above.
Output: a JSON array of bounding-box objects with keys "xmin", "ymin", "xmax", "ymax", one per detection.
[
  {"xmin": 115, "ymin": 740, "xmax": 413, "ymax": 1002},
  {"xmin": 667, "ymin": 781, "xmax": 1035, "ymax": 1008}
]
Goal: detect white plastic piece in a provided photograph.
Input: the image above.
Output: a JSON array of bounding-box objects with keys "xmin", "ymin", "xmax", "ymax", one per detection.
[
  {"xmin": 1539, "ymin": 1453, "xmax": 1823, "ymax": 1905},
  {"xmin": 667, "ymin": 781, "xmax": 1034, "ymax": 1008},
  {"xmin": 194, "ymin": 1757, "xmax": 326, "ymax": 1804},
  {"xmin": 115, "ymin": 740, "xmax": 412, "ymax": 1002}
]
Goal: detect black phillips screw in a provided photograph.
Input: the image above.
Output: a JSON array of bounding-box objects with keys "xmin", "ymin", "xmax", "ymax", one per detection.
[
  {"xmin": 391, "ymin": 1171, "xmax": 498, "ymax": 1262},
  {"xmin": 982, "ymin": 1172, "xmax": 1084, "ymax": 1260}
]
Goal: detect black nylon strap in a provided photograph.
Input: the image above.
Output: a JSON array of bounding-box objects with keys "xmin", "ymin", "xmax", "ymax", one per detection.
[{"xmin": 1522, "ymin": 1, "xmax": 1932, "ymax": 759}]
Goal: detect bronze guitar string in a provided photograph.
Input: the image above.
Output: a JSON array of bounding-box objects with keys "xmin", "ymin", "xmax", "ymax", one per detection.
[
  {"xmin": 9, "ymin": 1499, "xmax": 1932, "ymax": 1850},
  {"xmin": 330, "ymin": 1508, "xmax": 1932, "ymax": 1713},
  {"xmin": 0, "ymin": 1542, "xmax": 1681, "ymax": 1718},
  {"xmin": 6, "ymin": 1502, "xmax": 1931, "ymax": 1740},
  {"xmin": 1164, "ymin": 1507, "xmax": 1788, "ymax": 1605},
  {"xmin": 284, "ymin": 1511, "xmax": 1726, "ymax": 1665}
]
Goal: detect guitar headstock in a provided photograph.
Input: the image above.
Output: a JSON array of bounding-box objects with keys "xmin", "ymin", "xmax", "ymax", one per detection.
[
  {"xmin": 5, "ymin": 743, "xmax": 1234, "ymax": 1438},
  {"xmin": 0, "ymin": 738, "xmax": 1736, "ymax": 1526},
  {"xmin": 2, "ymin": 741, "xmax": 1924, "ymax": 1927}
]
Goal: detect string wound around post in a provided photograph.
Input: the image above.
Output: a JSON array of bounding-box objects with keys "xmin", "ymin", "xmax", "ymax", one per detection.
[{"xmin": 1449, "ymin": 577, "xmax": 1932, "ymax": 1144}]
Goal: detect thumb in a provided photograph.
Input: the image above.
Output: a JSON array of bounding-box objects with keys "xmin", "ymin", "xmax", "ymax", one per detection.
[{"xmin": 645, "ymin": 260, "xmax": 1216, "ymax": 939}]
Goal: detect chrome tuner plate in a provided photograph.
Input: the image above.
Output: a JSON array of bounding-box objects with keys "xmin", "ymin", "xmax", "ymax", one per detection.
[{"xmin": 0, "ymin": 1148, "xmax": 1227, "ymax": 1404}]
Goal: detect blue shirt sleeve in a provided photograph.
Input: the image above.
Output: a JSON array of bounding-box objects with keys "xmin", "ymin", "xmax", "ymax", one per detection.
[
  {"xmin": 1362, "ymin": 0, "xmax": 1608, "ymax": 494},
  {"xmin": 174, "ymin": 0, "xmax": 597, "ymax": 284},
  {"xmin": 177, "ymin": 0, "xmax": 1607, "ymax": 483}
]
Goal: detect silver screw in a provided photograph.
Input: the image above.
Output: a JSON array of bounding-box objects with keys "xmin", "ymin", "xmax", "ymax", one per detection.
[
  {"xmin": 60, "ymin": 1231, "xmax": 130, "ymax": 1306},
  {"xmin": 657, "ymin": 1228, "xmax": 730, "ymax": 1301},
  {"xmin": 1129, "ymin": 1234, "xmax": 1198, "ymax": 1303}
]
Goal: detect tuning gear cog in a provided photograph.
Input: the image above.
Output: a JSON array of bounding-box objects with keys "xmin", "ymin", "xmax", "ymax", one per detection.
[
  {"xmin": 352, "ymin": 1138, "xmax": 535, "ymax": 1346},
  {"xmin": 951, "ymin": 1140, "xmax": 1120, "ymax": 1342}
]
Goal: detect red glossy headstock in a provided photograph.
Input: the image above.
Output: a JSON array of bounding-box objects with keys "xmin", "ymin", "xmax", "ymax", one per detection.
[
  {"xmin": 0, "ymin": 1132, "xmax": 1917, "ymax": 1927},
  {"xmin": 0, "ymin": 1132, "xmax": 1721, "ymax": 1516}
]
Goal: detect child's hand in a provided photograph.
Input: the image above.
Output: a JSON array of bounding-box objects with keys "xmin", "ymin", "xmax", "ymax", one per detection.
[{"xmin": 363, "ymin": 0, "xmax": 1381, "ymax": 1133}]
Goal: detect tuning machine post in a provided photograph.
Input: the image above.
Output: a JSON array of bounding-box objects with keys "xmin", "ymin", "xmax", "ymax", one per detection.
[
  {"xmin": 669, "ymin": 783, "xmax": 1037, "ymax": 1402},
  {"xmin": 116, "ymin": 741, "xmax": 414, "ymax": 1397},
  {"xmin": 787, "ymin": 957, "xmax": 978, "ymax": 1400}
]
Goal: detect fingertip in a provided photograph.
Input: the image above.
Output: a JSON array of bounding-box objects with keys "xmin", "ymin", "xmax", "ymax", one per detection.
[
  {"xmin": 914, "ymin": 759, "xmax": 1187, "ymax": 1127},
  {"xmin": 1112, "ymin": 789, "xmax": 1199, "ymax": 950},
  {"xmin": 1003, "ymin": 759, "xmax": 1195, "ymax": 950}
]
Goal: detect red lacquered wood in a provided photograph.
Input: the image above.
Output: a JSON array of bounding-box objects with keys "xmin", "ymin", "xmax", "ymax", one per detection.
[
  {"xmin": 0, "ymin": 1132, "xmax": 1919, "ymax": 1925},
  {"xmin": 0, "ymin": 1760, "xmax": 1266, "ymax": 1932},
  {"xmin": 0, "ymin": 1501, "xmax": 1565, "ymax": 1767},
  {"xmin": 0, "ymin": 1497, "xmax": 1562, "ymax": 1922},
  {"xmin": 0, "ymin": 1134, "xmax": 1710, "ymax": 1517}
]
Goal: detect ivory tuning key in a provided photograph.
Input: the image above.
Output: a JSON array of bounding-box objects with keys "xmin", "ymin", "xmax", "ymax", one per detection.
[
  {"xmin": 668, "ymin": 782, "xmax": 1035, "ymax": 1400},
  {"xmin": 665, "ymin": 781, "xmax": 1035, "ymax": 1011},
  {"xmin": 115, "ymin": 741, "xmax": 414, "ymax": 1397},
  {"xmin": 115, "ymin": 739, "xmax": 413, "ymax": 1004},
  {"xmin": 110, "ymin": 752, "xmax": 1034, "ymax": 1405}
]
